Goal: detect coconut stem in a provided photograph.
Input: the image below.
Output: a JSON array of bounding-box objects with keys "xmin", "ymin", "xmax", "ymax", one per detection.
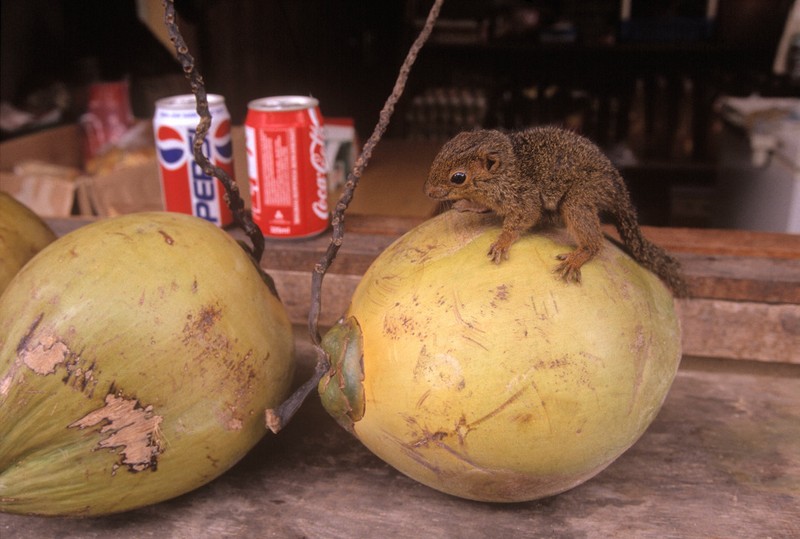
[
  {"xmin": 162, "ymin": 0, "xmax": 265, "ymax": 264},
  {"xmin": 266, "ymin": 0, "xmax": 446, "ymax": 433}
]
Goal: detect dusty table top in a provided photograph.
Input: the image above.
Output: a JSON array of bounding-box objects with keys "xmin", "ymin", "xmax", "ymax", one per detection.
[{"xmin": 2, "ymin": 331, "xmax": 798, "ymax": 539}]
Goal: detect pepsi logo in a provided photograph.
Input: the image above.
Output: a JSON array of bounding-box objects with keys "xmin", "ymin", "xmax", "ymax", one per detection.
[
  {"xmin": 156, "ymin": 126, "xmax": 187, "ymax": 170},
  {"xmin": 213, "ymin": 119, "xmax": 232, "ymax": 163}
]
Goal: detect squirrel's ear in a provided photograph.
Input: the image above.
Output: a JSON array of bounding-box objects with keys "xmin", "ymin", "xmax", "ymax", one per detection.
[{"xmin": 484, "ymin": 152, "xmax": 501, "ymax": 172}]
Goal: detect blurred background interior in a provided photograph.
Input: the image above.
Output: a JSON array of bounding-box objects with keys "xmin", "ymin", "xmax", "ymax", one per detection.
[{"xmin": 1, "ymin": 0, "xmax": 798, "ymax": 231}]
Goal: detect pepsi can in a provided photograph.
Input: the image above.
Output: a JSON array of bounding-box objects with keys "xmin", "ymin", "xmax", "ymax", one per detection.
[
  {"xmin": 245, "ymin": 96, "xmax": 329, "ymax": 238},
  {"xmin": 154, "ymin": 94, "xmax": 234, "ymax": 227}
]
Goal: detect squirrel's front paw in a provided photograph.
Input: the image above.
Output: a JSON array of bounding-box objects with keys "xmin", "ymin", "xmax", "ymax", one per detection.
[
  {"xmin": 488, "ymin": 242, "xmax": 510, "ymax": 264},
  {"xmin": 554, "ymin": 253, "xmax": 583, "ymax": 283}
]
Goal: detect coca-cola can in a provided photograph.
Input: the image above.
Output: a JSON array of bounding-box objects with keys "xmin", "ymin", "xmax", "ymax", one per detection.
[
  {"xmin": 245, "ymin": 96, "xmax": 329, "ymax": 238},
  {"xmin": 153, "ymin": 94, "xmax": 234, "ymax": 227},
  {"xmin": 80, "ymin": 80, "xmax": 135, "ymax": 162}
]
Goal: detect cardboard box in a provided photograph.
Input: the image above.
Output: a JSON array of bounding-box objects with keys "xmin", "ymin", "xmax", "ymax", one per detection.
[
  {"xmin": 0, "ymin": 125, "xmax": 90, "ymax": 217},
  {"xmin": 0, "ymin": 123, "xmax": 252, "ymax": 218},
  {"xmin": 0, "ymin": 123, "xmax": 162, "ymax": 218}
]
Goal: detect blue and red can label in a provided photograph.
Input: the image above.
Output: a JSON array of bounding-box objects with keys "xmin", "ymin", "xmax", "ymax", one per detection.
[{"xmin": 154, "ymin": 94, "xmax": 234, "ymax": 227}]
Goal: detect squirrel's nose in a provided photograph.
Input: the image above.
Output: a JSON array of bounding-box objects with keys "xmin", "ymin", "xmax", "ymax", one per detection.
[{"xmin": 424, "ymin": 181, "xmax": 446, "ymax": 199}]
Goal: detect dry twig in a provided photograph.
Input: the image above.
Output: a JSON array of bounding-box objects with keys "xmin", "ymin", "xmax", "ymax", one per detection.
[
  {"xmin": 162, "ymin": 0, "xmax": 445, "ymax": 433},
  {"xmin": 162, "ymin": 0, "xmax": 265, "ymax": 263},
  {"xmin": 265, "ymin": 0, "xmax": 446, "ymax": 433}
]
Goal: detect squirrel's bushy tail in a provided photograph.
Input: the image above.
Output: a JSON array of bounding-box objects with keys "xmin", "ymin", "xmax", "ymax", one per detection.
[{"xmin": 612, "ymin": 200, "xmax": 689, "ymax": 297}]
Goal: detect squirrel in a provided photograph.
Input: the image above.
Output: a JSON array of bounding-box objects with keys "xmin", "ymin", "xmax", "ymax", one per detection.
[{"xmin": 424, "ymin": 126, "xmax": 688, "ymax": 296}]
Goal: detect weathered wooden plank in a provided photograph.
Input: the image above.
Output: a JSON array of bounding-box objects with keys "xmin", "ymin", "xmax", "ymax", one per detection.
[
  {"xmin": 1, "ymin": 335, "xmax": 797, "ymax": 538},
  {"xmin": 678, "ymin": 299, "xmax": 800, "ymax": 363},
  {"xmin": 638, "ymin": 225, "xmax": 800, "ymax": 260},
  {"xmin": 271, "ymin": 270, "xmax": 360, "ymax": 328},
  {"xmin": 679, "ymin": 252, "xmax": 800, "ymax": 304},
  {"xmin": 262, "ymin": 231, "xmax": 390, "ymax": 275},
  {"xmin": 259, "ymin": 232, "xmax": 800, "ymax": 305}
]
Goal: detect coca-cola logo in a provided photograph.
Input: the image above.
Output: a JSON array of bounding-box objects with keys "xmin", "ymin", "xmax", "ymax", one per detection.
[
  {"xmin": 312, "ymin": 204, "xmax": 327, "ymax": 220},
  {"xmin": 308, "ymin": 114, "xmax": 329, "ymax": 221},
  {"xmin": 309, "ymin": 123, "xmax": 327, "ymax": 175},
  {"xmin": 312, "ymin": 172, "xmax": 329, "ymax": 221}
]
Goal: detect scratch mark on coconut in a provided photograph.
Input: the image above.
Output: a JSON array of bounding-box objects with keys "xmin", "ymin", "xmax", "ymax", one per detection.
[
  {"xmin": 406, "ymin": 246, "xmax": 434, "ymax": 265},
  {"xmin": 398, "ymin": 442, "xmax": 442, "ymax": 474},
  {"xmin": 509, "ymin": 356, "xmax": 557, "ymax": 413},
  {"xmin": 530, "ymin": 380, "xmax": 553, "ymax": 434},
  {"xmin": 158, "ymin": 229, "xmax": 175, "ymax": 245},
  {"xmin": 415, "ymin": 389, "xmax": 431, "ymax": 409},
  {"xmin": 399, "ymin": 388, "xmax": 535, "ymax": 473},
  {"xmin": 461, "ymin": 334, "xmax": 489, "ymax": 351},
  {"xmin": 400, "ymin": 418, "xmax": 491, "ymax": 474},
  {"xmin": 68, "ymin": 390, "xmax": 164, "ymax": 473},
  {"xmin": 16, "ymin": 313, "xmax": 44, "ymax": 355},
  {"xmin": 450, "ymin": 290, "xmax": 490, "ymax": 351},
  {"xmin": 451, "ymin": 290, "xmax": 477, "ymax": 331},
  {"xmin": 469, "ymin": 386, "xmax": 529, "ymax": 429}
]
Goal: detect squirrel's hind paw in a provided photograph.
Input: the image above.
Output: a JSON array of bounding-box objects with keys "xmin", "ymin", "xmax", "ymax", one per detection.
[
  {"xmin": 488, "ymin": 242, "xmax": 510, "ymax": 264},
  {"xmin": 554, "ymin": 253, "xmax": 583, "ymax": 283}
]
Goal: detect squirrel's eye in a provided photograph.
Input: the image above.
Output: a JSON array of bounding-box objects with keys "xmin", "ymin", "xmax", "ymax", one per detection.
[{"xmin": 450, "ymin": 172, "xmax": 467, "ymax": 185}]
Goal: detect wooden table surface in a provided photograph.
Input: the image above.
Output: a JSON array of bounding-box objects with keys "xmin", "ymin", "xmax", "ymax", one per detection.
[
  {"xmin": 2, "ymin": 215, "xmax": 799, "ymax": 537},
  {"xmin": 2, "ymin": 330, "xmax": 798, "ymax": 538}
]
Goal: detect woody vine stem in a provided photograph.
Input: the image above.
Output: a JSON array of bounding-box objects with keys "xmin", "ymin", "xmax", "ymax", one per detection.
[
  {"xmin": 163, "ymin": 0, "xmax": 445, "ymax": 432},
  {"xmin": 162, "ymin": 0, "xmax": 265, "ymax": 263},
  {"xmin": 267, "ymin": 0, "xmax": 445, "ymax": 433}
]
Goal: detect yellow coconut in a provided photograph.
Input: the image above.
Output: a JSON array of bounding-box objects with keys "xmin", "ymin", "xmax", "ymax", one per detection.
[
  {"xmin": 0, "ymin": 192, "xmax": 57, "ymax": 294},
  {"xmin": 0, "ymin": 212, "xmax": 294, "ymax": 516},
  {"xmin": 319, "ymin": 210, "xmax": 681, "ymax": 502}
]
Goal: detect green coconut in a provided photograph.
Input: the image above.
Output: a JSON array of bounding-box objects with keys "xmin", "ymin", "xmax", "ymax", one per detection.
[
  {"xmin": 319, "ymin": 210, "xmax": 681, "ymax": 502},
  {"xmin": 0, "ymin": 212, "xmax": 294, "ymax": 516},
  {"xmin": 0, "ymin": 192, "xmax": 57, "ymax": 294}
]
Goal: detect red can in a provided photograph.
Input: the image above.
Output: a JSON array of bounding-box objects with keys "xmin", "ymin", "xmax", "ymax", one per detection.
[
  {"xmin": 153, "ymin": 94, "xmax": 234, "ymax": 227},
  {"xmin": 245, "ymin": 96, "xmax": 329, "ymax": 238},
  {"xmin": 80, "ymin": 80, "xmax": 135, "ymax": 162}
]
